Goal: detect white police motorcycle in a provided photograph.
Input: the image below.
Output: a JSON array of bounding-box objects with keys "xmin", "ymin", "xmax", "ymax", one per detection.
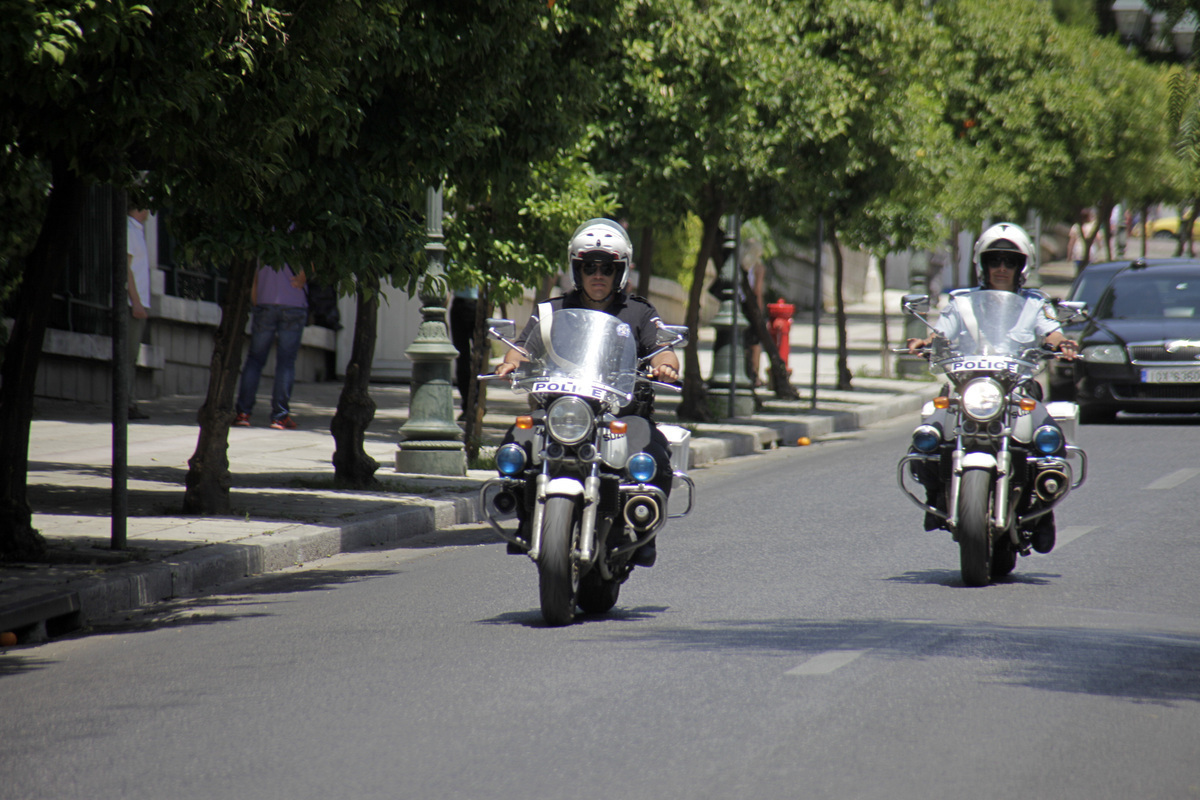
[
  {"xmin": 897, "ymin": 291, "xmax": 1088, "ymax": 586},
  {"xmin": 480, "ymin": 307, "xmax": 694, "ymax": 625}
]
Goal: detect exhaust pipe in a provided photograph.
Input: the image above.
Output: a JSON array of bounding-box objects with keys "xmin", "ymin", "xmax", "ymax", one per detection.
[
  {"xmin": 1034, "ymin": 468, "xmax": 1069, "ymax": 502},
  {"xmin": 623, "ymin": 495, "xmax": 662, "ymax": 533}
]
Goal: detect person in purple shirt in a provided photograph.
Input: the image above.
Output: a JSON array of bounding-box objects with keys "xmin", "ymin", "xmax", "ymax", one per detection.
[{"xmin": 234, "ymin": 263, "xmax": 308, "ymax": 429}]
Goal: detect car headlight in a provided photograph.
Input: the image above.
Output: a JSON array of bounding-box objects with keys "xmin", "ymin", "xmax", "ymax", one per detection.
[
  {"xmin": 627, "ymin": 452, "xmax": 657, "ymax": 483},
  {"xmin": 912, "ymin": 424, "xmax": 941, "ymax": 454},
  {"xmin": 495, "ymin": 443, "xmax": 527, "ymax": 476},
  {"xmin": 1081, "ymin": 343, "xmax": 1127, "ymax": 364},
  {"xmin": 546, "ymin": 396, "xmax": 594, "ymax": 445},
  {"xmin": 1032, "ymin": 425, "xmax": 1064, "ymax": 455},
  {"xmin": 961, "ymin": 378, "xmax": 1005, "ymax": 422}
]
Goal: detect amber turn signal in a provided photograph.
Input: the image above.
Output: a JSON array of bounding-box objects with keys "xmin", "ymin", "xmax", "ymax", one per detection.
[
  {"xmin": 516, "ymin": 415, "xmax": 534, "ymax": 430},
  {"xmin": 933, "ymin": 396, "xmax": 950, "ymax": 410},
  {"xmin": 609, "ymin": 420, "xmax": 628, "ymax": 434}
]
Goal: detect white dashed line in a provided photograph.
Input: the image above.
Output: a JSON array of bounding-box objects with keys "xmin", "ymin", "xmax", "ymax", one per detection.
[
  {"xmin": 1034, "ymin": 524, "xmax": 1097, "ymax": 553},
  {"xmin": 1145, "ymin": 468, "xmax": 1200, "ymax": 490},
  {"xmin": 786, "ymin": 649, "xmax": 869, "ymax": 676},
  {"xmin": 785, "ymin": 621, "xmax": 933, "ymax": 676}
]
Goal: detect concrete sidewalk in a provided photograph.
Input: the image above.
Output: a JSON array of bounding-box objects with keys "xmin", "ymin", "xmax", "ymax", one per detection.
[{"xmin": 0, "ymin": 287, "xmax": 967, "ymax": 643}]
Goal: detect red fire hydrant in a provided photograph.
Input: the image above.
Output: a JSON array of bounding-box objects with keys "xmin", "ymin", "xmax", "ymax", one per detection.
[{"xmin": 767, "ymin": 298, "xmax": 794, "ymax": 375}]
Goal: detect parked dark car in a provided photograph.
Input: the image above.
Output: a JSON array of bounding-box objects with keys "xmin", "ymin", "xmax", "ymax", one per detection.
[{"xmin": 1072, "ymin": 258, "xmax": 1200, "ymax": 423}]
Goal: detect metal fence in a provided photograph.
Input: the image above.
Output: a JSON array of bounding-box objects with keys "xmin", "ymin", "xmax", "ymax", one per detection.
[
  {"xmin": 47, "ymin": 184, "xmax": 117, "ymax": 337},
  {"xmin": 30, "ymin": 189, "xmax": 229, "ymax": 337},
  {"xmin": 155, "ymin": 215, "xmax": 229, "ymax": 306}
]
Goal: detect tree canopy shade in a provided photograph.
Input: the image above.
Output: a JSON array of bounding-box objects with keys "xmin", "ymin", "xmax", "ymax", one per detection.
[
  {"xmin": 2, "ymin": 0, "xmax": 1192, "ymax": 556},
  {"xmin": 0, "ymin": 0, "xmax": 624, "ymax": 550},
  {"xmin": 0, "ymin": 0, "xmax": 302, "ymax": 558}
]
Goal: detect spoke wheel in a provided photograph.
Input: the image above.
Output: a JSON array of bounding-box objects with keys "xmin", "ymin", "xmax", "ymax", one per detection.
[{"xmin": 538, "ymin": 496, "xmax": 581, "ymax": 626}]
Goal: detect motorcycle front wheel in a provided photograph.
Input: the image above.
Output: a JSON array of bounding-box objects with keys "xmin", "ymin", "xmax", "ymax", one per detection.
[
  {"xmin": 991, "ymin": 539, "xmax": 1017, "ymax": 579},
  {"xmin": 578, "ymin": 570, "xmax": 621, "ymax": 615},
  {"xmin": 539, "ymin": 496, "xmax": 581, "ymax": 626},
  {"xmin": 958, "ymin": 468, "xmax": 994, "ymax": 587}
]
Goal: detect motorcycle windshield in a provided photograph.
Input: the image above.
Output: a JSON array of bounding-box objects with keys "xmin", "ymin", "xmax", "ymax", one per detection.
[
  {"xmin": 930, "ymin": 291, "xmax": 1044, "ymax": 376},
  {"xmin": 512, "ymin": 308, "xmax": 639, "ymax": 404}
]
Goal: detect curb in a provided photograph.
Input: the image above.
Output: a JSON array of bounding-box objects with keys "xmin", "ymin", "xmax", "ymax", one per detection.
[
  {"xmin": 0, "ymin": 497, "xmax": 476, "ymax": 640},
  {"xmin": 1, "ymin": 385, "xmax": 938, "ymax": 641}
]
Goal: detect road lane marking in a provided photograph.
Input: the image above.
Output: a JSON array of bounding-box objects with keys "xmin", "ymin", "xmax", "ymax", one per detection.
[
  {"xmin": 1145, "ymin": 468, "xmax": 1200, "ymax": 490},
  {"xmin": 1040, "ymin": 524, "xmax": 1097, "ymax": 552},
  {"xmin": 785, "ymin": 621, "xmax": 932, "ymax": 676},
  {"xmin": 786, "ymin": 649, "xmax": 869, "ymax": 676}
]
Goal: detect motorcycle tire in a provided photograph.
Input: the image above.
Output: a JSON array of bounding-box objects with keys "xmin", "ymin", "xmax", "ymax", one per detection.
[
  {"xmin": 539, "ymin": 496, "xmax": 581, "ymax": 626},
  {"xmin": 958, "ymin": 468, "xmax": 994, "ymax": 587},
  {"xmin": 991, "ymin": 539, "xmax": 1017, "ymax": 580},
  {"xmin": 578, "ymin": 571, "xmax": 621, "ymax": 615}
]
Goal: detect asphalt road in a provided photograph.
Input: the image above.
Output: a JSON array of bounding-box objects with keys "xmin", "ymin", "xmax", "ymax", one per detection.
[{"xmin": 3, "ymin": 414, "xmax": 1199, "ymax": 800}]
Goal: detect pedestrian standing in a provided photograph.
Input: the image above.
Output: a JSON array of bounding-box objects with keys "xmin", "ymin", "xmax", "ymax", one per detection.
[
  {"xmin": 233, "ymin": 262, "xmax": 308, "ymax": 429},
  {"xmin": 126, "ymin": 208, "xmax": 152, "ymax": 420}
]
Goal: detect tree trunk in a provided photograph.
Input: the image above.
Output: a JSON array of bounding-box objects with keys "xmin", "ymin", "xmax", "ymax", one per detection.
[
  {"xmin": 183, "ymin": 255, "xmax": 258, "ymax": 514},
  {"xmin": 676, "ymin": 204, "xmax": 723, "ymax": 422},
  {"xmin": 738, "ymin": 264, "xmax": 798, "ymax": 400},
  {"xmin": 331, "ymin": 275, "xmax": 381, "ymax": 488},
  {"xmin": 1097, "ymin": 198, "xmax": 1116, "ymax": 262},
  {"xmin": 0, "ymin": 158, "xmax": 87, "ymax": 561},
  {"xmin": 829, "ymin": 226, "xmax": 853, "ymax": 391},
  {"xmin": 877, "ymin": 255, "xmax": 891, "ymax": 379},
  {"xmin": 463, "ymin": 283, "xmax": 492, "ymax": 464},
  {"xmin": 637, "ymin": 226, "xmax": 654, "ymax": 300}
]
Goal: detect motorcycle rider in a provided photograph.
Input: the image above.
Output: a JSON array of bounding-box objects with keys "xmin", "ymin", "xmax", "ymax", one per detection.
[
  {"xmin": 494, "ymin": 219, "xmax": 681, "ymax": 566},
  {"xmin": 905, "ymin": 222, "xmax": 1078, "ymax": 552}
]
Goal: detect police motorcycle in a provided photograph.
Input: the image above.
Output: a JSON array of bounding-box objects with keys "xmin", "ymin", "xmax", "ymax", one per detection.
[
  {"xmin": 479, "ymin": 307, "xmax": 695, "ymax": 625},
  {"xmin": 896, "ymin": 291, "xmax": 1088, "ymax": 586}
]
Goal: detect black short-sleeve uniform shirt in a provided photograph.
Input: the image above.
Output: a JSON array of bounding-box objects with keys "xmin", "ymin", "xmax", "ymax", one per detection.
[{"xmin": 515, "ymin": 291, "xmax": 664, "ymax": 358}]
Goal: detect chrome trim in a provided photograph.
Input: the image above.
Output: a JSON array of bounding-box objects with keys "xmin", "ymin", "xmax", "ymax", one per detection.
[{"xmin": 668, "ymin": 471, "xmax": 695, "ymax": 518}]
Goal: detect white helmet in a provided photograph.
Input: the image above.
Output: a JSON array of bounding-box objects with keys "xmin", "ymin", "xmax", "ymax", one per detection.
[
  {"xmin": 973, "ymin": 222, "xmax": 1034, "ymax": 289},
  {"xmin": 567, "ymin": 218, "xmax": 632, "ymax": 294}
]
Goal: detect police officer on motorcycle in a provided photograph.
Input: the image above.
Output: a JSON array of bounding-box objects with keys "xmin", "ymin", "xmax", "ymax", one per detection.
[
  {"xmin": 905, "ymin": 222, "xmax": 1078, "ymax": 552},
  {"xmin": 494, "ymin": 219, "xmax": 681, "ymax": 566}
]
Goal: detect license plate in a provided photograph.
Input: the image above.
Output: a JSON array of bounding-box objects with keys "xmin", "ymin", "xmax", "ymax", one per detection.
[{"xmin": 1140, "ymin": 367, "xmax": 1200, "ymax": 383}]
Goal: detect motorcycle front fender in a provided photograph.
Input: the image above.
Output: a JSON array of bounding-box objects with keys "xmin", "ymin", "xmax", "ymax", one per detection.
[
  {"xmin": 544, "ymin": 477, "xmax": 585, "ymax": 497},
  {"xmin": 959, "ymin": 452, "xmax": 997, "ymax": 471}
]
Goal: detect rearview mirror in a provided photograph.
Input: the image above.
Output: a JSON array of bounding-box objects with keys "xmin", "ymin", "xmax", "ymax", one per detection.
[
  {"xmin": 1052, "ymin": 300, "xmax": 1088, "ymax": 322},
  {"xmin": 486, "ymin": 318, "xmax": 516, "ymax": 341},
  {"xmin": 901, "ymin": 294, "xmax": 930, "ymax": 313},
  {"xmin": 656, "ymin": 322, "xmax": 689, "ymax": 348}
]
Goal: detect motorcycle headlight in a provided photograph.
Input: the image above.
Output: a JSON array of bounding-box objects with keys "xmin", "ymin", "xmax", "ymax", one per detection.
[
  {"xmin": 1033, "ymin": 425, "xmax": 1064, "ymax": 455},
  {"xmin": 961, "ymin": 378, "xmax": 1005, "ymax": 422},
  {"xmin": 546, "ymin": 396, "xmax": 594, "ymax": 445},
  {"xmin": 627, "ymin": 452, "xmax": 657, "ymax": 483},
  {"xmin": 1081, "ymin": 343, "xmax": 1127, "ymax": 364},
  {"xmin": 495, "ymin": 443, "xmax": 527, "ymax": 476},
  {"xmin": 912, "ymin": 424, "xmax": 941, "ymax": 454}
]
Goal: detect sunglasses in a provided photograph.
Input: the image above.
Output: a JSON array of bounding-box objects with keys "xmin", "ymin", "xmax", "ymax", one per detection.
[
  {"xmin": 581, "ymin": 262, "xmax": 617, "ymax": 277},
  {"xmin": 981, "ymin": 253, "xmax": 1023, "ymax": 271}
]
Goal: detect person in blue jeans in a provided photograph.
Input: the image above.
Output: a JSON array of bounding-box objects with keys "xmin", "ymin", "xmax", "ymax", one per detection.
[{"xmin": 234, "ymin": 263, "xmax": 308, "ymax": 429}]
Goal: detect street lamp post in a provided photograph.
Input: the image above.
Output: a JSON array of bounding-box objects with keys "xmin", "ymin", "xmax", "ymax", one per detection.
[
  {"xmin": 706, "ymin": 214, "xmax": 755, "ymax": 419},
  {"xmin": 395, "ymin": 185, "xmax": 467, "ymax": 476}
]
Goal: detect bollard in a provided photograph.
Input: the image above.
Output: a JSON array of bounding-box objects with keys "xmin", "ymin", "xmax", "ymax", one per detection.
[{"xmin": 767, "ymin": 298, "xmax": 795, "ymax": 374}]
